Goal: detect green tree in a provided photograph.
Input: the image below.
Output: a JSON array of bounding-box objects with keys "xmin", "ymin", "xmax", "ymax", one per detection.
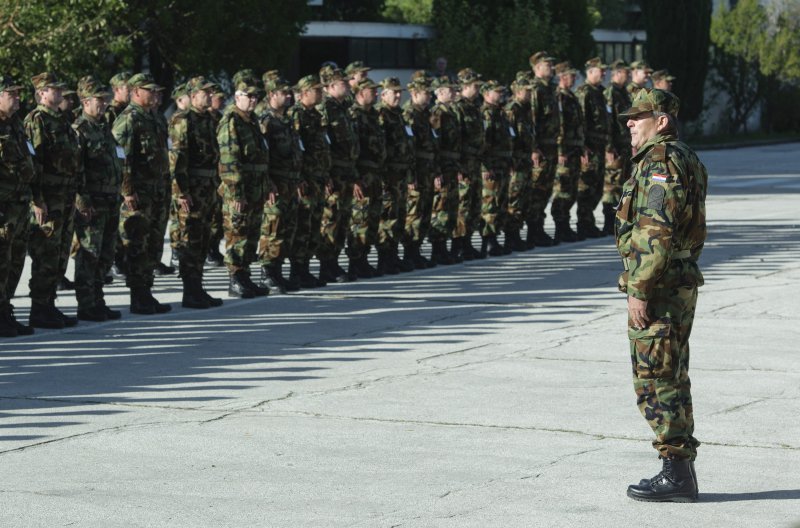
[
  {"xmin": 383, "ymin": 0, "xmax": 434, "ymax": 24},
  {"xmin": 314, "ymin": 0, "xmax": 385, "ymax": 21},
  {"xmin": 640, "ymin": 0, "xmax": 712, "ymax": 122}
]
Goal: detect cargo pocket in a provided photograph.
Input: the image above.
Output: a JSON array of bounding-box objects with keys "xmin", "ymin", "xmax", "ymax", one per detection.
[{"xmin": 629, "ymin": 320, "xmax": 675, "ymax": 379}]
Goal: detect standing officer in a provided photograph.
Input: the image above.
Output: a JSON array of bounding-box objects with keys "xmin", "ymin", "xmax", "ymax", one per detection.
[
  {"xmin": 168, "ymin": 76, "xmax": 223, "ymax": 308},
  {"xmin": 453, "ymin": 68, "xmax": 485, "ymax": 261},
  {"xmin": 24, "ymin": 72, "xmax": 81, "ymax": 329},
  {"xmin": 257, "ymin": 77, "xmax": 303, "ymax": 294},
  {"xmin": 528, "ymin": 51, "xmax": 559, "ymax": 247},
  {"xmin": 206, "ymin": 83, "xmax": 226, "ymax": 267},
  {"xmin": 0, "ymin": 75, "xmax": 36, "ymax": 337},
  {"xmin": 72, "ymin": 76, "xmax": 123, "ymax": 322},
  {"xmin": 628, "ymin": 61, "xmax": 652, "ymax": 95},
  {"xmin": 375, "ymin": 77, "xmax": 414, "ymax": 275},
  {"xmin": 504, "ymin": 76, "xmax": 535, "ymax": 252},
  {"xmin": 344, "ymin": 61, "xmax": 371, "ymax": 108},
  {"xmin": 429, "ymin": 76, "xmax": 461, "ymax": 265},
  {"xmin": 652, "ymin": 70, "xmax": 676, "ymax": 92},
  {"xmin": 616, "ymin": 89, "xmax": 706, "ymax": 502},
  {"xmin": 150, "ymin": 87, "xmax": 176, "ymax": 277},
  {"xmin": 217, "ymin": 79, "xmax": 271, "ymax": 298},
  {"xmin": 604, "ymin": 60, "xmax": 632, "ymax": 235},
  {"xmin": 112, "ymin": 73, "xmax": 172, "ymax": 314},
  {"xmin": 106, "ymin": 71, "xmax": 131, "ymax": 281},
  {"xmin": 575, "ymin": 57, "xmax": 612, "ymax": 239},
  {"xmin": 348, "ymin": 77, "xmax": 385, "ymax": 278}
]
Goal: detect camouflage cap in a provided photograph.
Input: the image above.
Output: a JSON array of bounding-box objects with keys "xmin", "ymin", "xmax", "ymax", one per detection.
[
  {"xmin": 234, "ymin": 81, "xmax": 260, "ymax": 96},
  {"xmin": 186, "ymin": 76, "xmax": 214, "ymax": 94},
  {"xmin": 406, "ymin": 78, "xmax": 432, "ymax": 92},
  {"xmin": 651, "ymin": 69, "xmax": 676, "ymax": 82},
  {"xmin": 262, "ymin": 70, "xmax": 280, "ymax": 85},
  {"xmin": 515, "ymin": 70, "xmax": 533, "ymax": 83},
  {"xmin": 379, "ymin": 77, "xmax": 404, "ymax": 91},
  {"xmin": 511, "ymin": 77, "xmax": 532, "ymax": 90},
  {"xmin": 76, "ymin": 75, "xmax": 111, "ymax": 99},
  {"xmin": 109, "ymin": 71, "xmax": 131, "ymax": 88},
  {"xmin": 629, "ymin": 60, "xmax": 653, "ymax": 73},
  {"xmin": 344, "ymin": 61, "xmax": 371, "ymax": 76},
  {"xmin": 31, "ymin": 72, "xmax": 66, "ymax": 91},
  {"xmin": 609, "ymin": 59, "xmax": 630, "ymax": 71},
  {"xmin": 232, "ymin": 69, "xmax": 259, "ymax": 88},
  {"xmin": 457, "ymin": 68, "xmax": 483, "ymax": 85},
  {"xmin": 584, "ymin": 57, "xmax": 608, "ymax": 70},
  {"xmin": 555, "ymin": 62, "xmax": 578, "ymax": 76},
  {"xmin": 410, "ymin": 70, "xmax": 432, "ymax": 83},
  {"xmin": 619, "ymin": 88, "xmax": 680, "ymax": 120},
  {"xmin": 62, "ymin": 87, "xmax": 76, "ymax": 96},
  {"xmin": 529, "ymin": 51, "xmax": 556, "ymax": 67},
  {"xmin": 0, "ymin": 75, "xmax": 22, "ymax": 92},
  {"xmin": 352, "ymin": 77, "xmax": 379, "ymax": 93},
  {"xmin": 265, "ymin": 77, "xmax": 291, "ymax": 93},
  {"xmin": 479, "ymin": 80, "xmax": 505, "ymax": 94},
  {"xmin": 431, "ymin": 76, "xmax": 457, "ymax": 90},
  {"xmin": 128, "ymin": 73, "xmax": 161, "ymax": 90},
  {"xmin": 171, "ymin": 82, "xmax": 189, "ymax": 100},
  {"xmin": 294, "ymin": 74, "xmax": 322, "ymax": 92},
  {"xmin": 320, "ymin": 65, "xmax": 346, "ymax": 85}
]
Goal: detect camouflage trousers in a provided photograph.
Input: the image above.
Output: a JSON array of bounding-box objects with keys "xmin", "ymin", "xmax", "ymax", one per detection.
[
  {"xmin": 603, "ymin": 144, "xmax": 631, "ymax": 206},
  {"xmin": 258, "ymin": 177, "xmax": 299, "ymax": 266},
  {"xmin": 74, "ymin": 197, "xmax": 119, "ymax": 309},
  {"xmin": 172, "ymin": 178, "xmax": 219, "ymax": 280},
  {"xmin": 317, "ymin": 166, "xmax": 355, "ymax": 262},
  {"xmin": 404, "ymin": 168, "xmax": 434, "ymax": 243},
  {"xmin": 480, "ymin": 168, "xmax": 510, "ymax": 237},
  {"xmin": 153, "ymin": 179, "xmax": 171, "ymax": 266},
  {"xmin": 291, "ymin": 177, "xmax": 324, "ymax": 263},
  {"xmin": 28, "ymin": 189, "xmax": 76, "ymax": 305},
  {"xmin": 550, "ymin": 150, "xmax": 581, "ymax": 224},
  {"xmin": 377, "ymin": 170, "xmax": 407, "ymax": 250},
  {"xmin": 429, "ymin": 172, "xmax": 458, "ymax": 242},
  {"xmin": 119, "ymin": 185, "xmax": 169, "ymax": 289},
  {"xmin": 453, "ymin": 159, "xmax": 481, "ymax": 239},
  {"xmin": 0, "ymin": 200, "xmax": 30, "ymax": 309},
  {"xmin": 507, "ymin": 162, "xmax": 531, "ymax": 232},
  {"xmin": 222, "ymin": 195, "xmax": 264, "ymax": 274},
  {"xmin": 577, "ymin": 144, "xmax": 606, "ymax": 227},
  {"xmin": 629, "ymin": 283, "xmax": 700, "ymax": 461},
  {"xmin": 209, "ymin": 178, "xmax": 224, "ymax": 253},
  {"xmin": 527, "ymin": 145, "xmax": 558, "ymax": 226},
  {"xmin": 347, "ymin": 170, "xmax": 382, "ymax": 260}
]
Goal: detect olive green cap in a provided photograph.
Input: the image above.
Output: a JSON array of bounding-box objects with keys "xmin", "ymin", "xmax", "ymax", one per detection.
[
  {"xmin": 555, "ymin": 62, "xmax": 578, "ymax": 76},
  {"xmin": 186, "ymin": 76, "xmax": 214, "ymax": 94},
  {"xmin": 651, "ymin": 69, "xmax": 676, "ymax": 82},
  {"xmin": 320, "ymin": 65, "xmax": 346, "ymax": 85},
  {"xmin": 457, "ymin": 68, "xmax": 482, "ymax": 85},
  {"xmin": 232, "ymin": 69, "xmax": 259, "ymax": 87},
  {"xmin": 234, "ymin": 81, "xmax": 259, "ymax": 96},
  {"xmin": 31, "ymin": 72, "xmax": 66, "ymax": 91},
  {"xmin": 410, "ymin": 70, "xmax": 432, "ymax": 83},
  {"xmin": 584, "ymin": 57, "xmax": 608, "ymax": 70},
  {"xmin": 630, "ymin": 60, "xmax": 653, "ymax": 73},
  {"xmin": 109, "ymin": 71, "xmax": 131, "ymax": 88},
  {"xmin": 171, "ymin": 82, "xmax": 189, "ymax": 100},
  {"xmin": 529, "ymin": 51, "xmax": 556, "ymax": 67},
  {"xmin": 479, "ymin": 79, "xmax": 505, "ymax": 94},
  {"xmin": 619, "ymin": 88, "xmax": 680, "ymax": 120},
  {"xmin": 77, "ymin": 75, "xmax": 111, "ymax": 99},
  {"xmin": 431, "ymin": 76, "xmax": 457, "ymax": 90},
  {"xmin": 345, "ymin": 61, "xmax": 371, "ymax": 76},
  {"xmin": 0, "ymin": 75, "xmax": 22, "ymax": 92},
  {"xmin": 352, "ymin": 77, "xmax": 379, "ymax": 93},
  {"xmin": 265, "ymin": 77, "xmax": 291, "ymax": 93},
  {"xmin": 294, "ymin": 75, "xmax": 322, "ymax": 92},
  {"xmin": 128, "ymin": 73, "xmax": 161, "ymax": 90},
  {"xmin": 379, "ymin": 77, "xmax": 404, "ymax": 91},
  {"xmin": 511, "ymin": 77, "xmax": 532, "ymax": 90},
  {"xmin": 609, "ymin": 59, "xmax": 630, "ymax": 71}
]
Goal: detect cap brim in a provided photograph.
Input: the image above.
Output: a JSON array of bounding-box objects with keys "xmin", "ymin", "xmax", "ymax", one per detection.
[{"xmin": 2, "ymin": 84, "xmax": 22, "ymax": 91}]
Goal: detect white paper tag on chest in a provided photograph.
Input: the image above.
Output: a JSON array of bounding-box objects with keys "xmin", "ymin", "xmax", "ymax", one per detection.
[
  {"xmin": 431, "ymin": 129, "xmax": 439, "ymax": 139},
  {"xmin": 324, "ymin": 132, "xmax": 332, "ymax": 144},
  {"xmin": 115, "ymin": 146, "xmax": 126, "ymax": 159},
  {"xmin": 26, "ymin": 140, "xmax": 35, "ymax": 155},
  {"xmin": 298, "ymin": 138, "xmax": 305, "ymax": 152},
  {"xmin": 405, "ymin": 125, "xmax": 414, "ymax": 137},
  {"xmin": 508, "ymin": 126, "xmax": 517, "ymax": 138},
  {"xmin": 167, "ymin": 138, "xmax": 174, "ymax": 150}
]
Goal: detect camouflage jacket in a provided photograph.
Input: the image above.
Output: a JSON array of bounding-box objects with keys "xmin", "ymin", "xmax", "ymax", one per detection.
[
  {"xmin": 505, "ymin": 98, "xmax": 534, "ymax": 171},
  {"xmin": 555, "ymin": 87, "xmax": 585, "ymax": 156},
  {"xmin": 319, "ymin": 96, "xmax": 359, "ymax": 165},
  {"xmin": 530, "ymin": 76, "xmax": 560, "ymax": 150},
  {"xmin": 112, "ymin": 102, "xmax": 169, "ymax": 196},
  {"xmin": 402, "ymin": 100, "xmax": 438, "ymax": 180},
  {"xmin": 626, "ymin": 81, "xmax": 647, "ymax": 96},
  {"xmin": 289, "ymin": 102, "xmax": 330, "ymax": 180},
  {"xmin": 73, "ymin": 113, "xmax": 122, "ymax": 210},
  {"xmin": 480, "ymin": 102, "xmax": 513, "ymax": 173},
  {"xmin": 349, "ymin": 103, "xmax": 386, "ymax": 174},
  {"xmin": 430, "ymin": 101, "xmax": 462, "ymax": 174},
  {"xmin": 576, "ymin": 82, "xmax": 612, "ymax": 150},
  {"xmin": 260, "ymin": 106, "xmax": 302, "ymax": 182},
  {"xmin": 153, "ymin": 110, "xmax": 170, "ymax": 178},
  {"xmin": 454, "ymin": 96, "xmax": 485, "ymax": 165},
  {"xmin": 0, "ymin": 113, "xmax": 35, "ymax": 203},
  {"xmin": 216, "ymin": 104, "xmax": 270, "ymax": 202},
  {"xmin": 169, "ymin": 106, "xmax": 219, "ymax": 197},
  {"xmin": 606, "ymin": 83, "xmax": 631, "ymax": 149},
  {"xmin": 208, "ymin": 108, "xmax": 223, "ymax": 131},
  {"xmin": 376, "ymin": 103, "xmax": 414, "ymax": 173},
  {"xmin": 615, "ymin": 133, "xmax": 707, "ymax": 300},
  {"xmin": 104, "ymin": 100, "xmax": 127, "ymax": 129},
  {"xmin": 24, "ymin": 104, "xmax": 81, "ymax": 194}
]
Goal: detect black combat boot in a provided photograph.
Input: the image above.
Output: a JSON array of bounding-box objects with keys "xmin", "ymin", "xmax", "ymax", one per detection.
[
  {"xmin": 394, "ymin": 244, "xmax": 415, "ymax": 272},
  {"xmin": 430, "ymin": 239, "xmax": 455, "ymax": 266},
  {"xmin": 0, "ymin": 306, "xmax": 19, "ymax": 337},
  {"xmin": 627, "ymin": 457, "xmax": 698, "ymax": 503},
  {"xmin": 290, "ymin": 260, "xmax": 325, "ymax": 289},
  {"xmin": 602, "ymin": 203, "xmax": 616, "ymax": 236},
  {"xmin": 130, "ymin": 288, "xmax": 156, "ymax": 315},
  {"xmin": 504, "ymin": 229, "xmax": 528, "ymax": 252},
  {"xmin": 97, "ymin": 298, "xmax": 122, "ymax": 320},
  {"xmin": 50, "ymin": 300, "xmax": 78, "ymax": 327},
  {"xmin": 245, "ymin": 270, "xmax": 269, "ymax": 297},
  {"xmin": 260, "ymin": 264, "xmax": 287, "ymax": 294},
  {"xmin": 206, "ymin": 245, "xmax": 225, "ymax": 267},
  {"xmin": 57, "ymin": 277, "xmax": 76, "ymax": 291},
  {"xmin": 143, "ymin": 288, "xmax": 172, "ymax": 313},
  {"xmin": 319, "ymin": 259, "xmax": 350, "ymax": 283},
  {"xmin": 377, "ymin": 248, "xmax": 399, "ymax": 275},
  {"xmin": 450, "ymin": 238, "xmax": 465, "ymax": 262},
  {"xmin": 464, "ymin": 234, "xmax": 484, "ymax": 260},
  {"xmin": 8, "ymin": 304, "xmax": 34, "ymax": 335},
  {"xmin": 414, "ymin": 242, "xmax": 434, "ymax": 269},
  {"xmin": 577, "ymin": 221, "xmax": 603, "ymax": 239},
  {"xmin": 481, "ymin": 235, "xmax": 505, "ymax": 257},
  {"xmin": 554, "ymin": 221, "xmax": 581, "ymax": 243},
  {"xmin": 153, "ymin": 261, "xmax": 176, "ymax": 276},
  {"xmin": 229, "ymin": 270, "xmax": 256, "ymax": 298},
  {"xmin": 77, "ymin": 305, "xmax": 108, "ymax": 322},
  {"xmin": 28, "ymin": 303, "xmax": 64, "ymax": 329},
  {"xmin": 273, "ymin": 260, "xmax": 299, "ymax": 292},
  {"xmin": 182, "ymin": 277, "xmax": 211, "ymax": 309},
  {"xmin": 348, "ymin": 256, "xmax": 375, "ymax": 279},
  {"xmin": 528, "ymin": 220, "xmax": 556, "ymax": 247}
]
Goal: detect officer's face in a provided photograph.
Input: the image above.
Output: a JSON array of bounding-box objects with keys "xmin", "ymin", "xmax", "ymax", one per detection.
[
  {"xmin": 191, "ymin": 89, "xmax": 211, "ymax": 110},
  {"xmin": 175, "ymin": 94, "xmax": 190, "ymax": 111},
  {"xmin": 612, "ymin": 69, "xmax": 629, "ymax": 85},
  {"xmin": 559, "ymin": 73, "xmax": 576, "ymax": 89},
  {"xmin": 82, "ymin": 96, "xmax": 107, "ymax": 119},
  {"xmin": 235, "ymin": 92, "xmax": 257, "ymax": 112},
  {"xmin": 0, "ymin": 89, "xmax": 20, "ymax": 115},
  {"xmin": 435, "ymin": 87, "xmax": 453, "ymax": 103},
  {"xmin": 410, "ymin": 89, "xmax": 430, "ymax": 107},
  {"xmin": 380, "ymin": 89, "xmax": 401, "ymax": 108},
  {"xmin": 211, "ymin": 95, "xmax": 224, "ymax": 110},
  {"xmin": 534, "ymin": 61, "xmax": 552, "ymax": 80},
  {"xmin": 483, "ymin": 89, "xmax": 501, "ymax": 105},
  {"xmin": 115, "ymin": 84, "xmax": 130, "ymax": 102},
  {"xmin": 269, "ymin": 90, "xmax": 288, "ymax": 109},
  {"xmin": 461, "ymin": 83, "xmax": 478, "ymax": 99},
  {"xmin": 39, "ymin": 86, "xmax": 63, "ymax": 109},
  {"xmin": 654, "ymin": 79, "xmax": 672, "ymax": 91},
  {"xmin": 515, "ymin": 88, "xmax": 531, "ymax": 103},
  {"xmin": 327, "ymin": 80, "xmax": 348, "ymax": 100},
  {"xmin": 358, "ymin": 87, "xmax": 376, "ymax": 106},
  {"xmin": 632, "ymin": 69, "xmax": 649, "ymax": 85},
  {"xmin": 586, "ymin": 67, "xmax": 604, "ymax": 85},
  {"xmin": 132, "ymin": 86, "xmax": 154, "ymax": 107},
  {"xmin": 627, "ymin": 113, "xmax": 667, "ymax": 150}
]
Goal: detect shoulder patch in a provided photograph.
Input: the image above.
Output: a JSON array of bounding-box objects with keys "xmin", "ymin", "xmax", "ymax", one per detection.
[{"xmin": 647, "ymin": 184, "xmax": 666, "ymax": 210}]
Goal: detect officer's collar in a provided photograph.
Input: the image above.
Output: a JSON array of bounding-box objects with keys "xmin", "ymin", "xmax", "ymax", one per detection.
[{"xmin": 632, "ymin": 132, "xmax": 677, "ymax": 162}]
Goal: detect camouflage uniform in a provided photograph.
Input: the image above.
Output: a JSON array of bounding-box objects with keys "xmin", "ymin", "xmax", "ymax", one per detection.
[
  {"xmin": 105, "ymin": 72, "xmax": 130, "ymax": 276},
  {"xmin": 615, "ymin": 90, "xmax": 706, "ymax": 464},
  {"xmin": 72, "ymin": 78, "xmax": 123, "ymax": 315},
  {"xmin": 0, "ymin": 76, "xmax": 36, "ymax": 335},
  {"xmin": 552, "ymin": 63, "xmax": 585, "ymax": 240},
  {"xmin": 479, "ymin": 81, "xmax": 513, "ymax": 250},
  {"xmin": 151, "ymin": 102, "xmax": 173, "ymax": 273},
  {"xmin": 24, "ymin": 74, "xmax": 81, "ymax": 314},
  {"xmin": 575, "ymin": 58, "xmax": 612, "ymax": 237},
  {"xmin": 605, "ymin": 61, "xmax": 633, "ymax": 234},
  {"xmin": 505, "ymin": 78, "xmax": 535, "ymax": 249},
  {"xmin": 348, "ymin": 78, "xmax": 385, "ymax": 275},
  {"xmin": 207, "ymin": 92, "xmax": 225, "ymax": 260}
]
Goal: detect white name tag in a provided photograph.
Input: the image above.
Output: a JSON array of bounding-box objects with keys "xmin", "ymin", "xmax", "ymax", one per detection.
[
  {"xmin": 262, "ymin": 137, "xmax": 269, "ymax": 150},
  {"xmin": 431, "ymin": 129, "xmax": 439, "ymax": 139},
  {"xmin": 405, "ymin": 125, "xmax": 414, "ymax": 137},
  {"xmin": 298, "ymin": 138, "xmax": 305, "ymax": 152},
  {"xmin": 167, "ymin": 138, "xmax": 174, "ymax": 150},
  {"xmin": 115, "ymin": 146, "xmax": 126, "ymax": 159},
  {"xmin": 606, "ymin": 104, "xmax": 613, "ymax": 114},
  {"xmin": 26, "ymin": 140, "xmax": 35, "ymax": 155},
  {"xmin": 509, "ymin": 126, "xmax": 517, "ymax": 138},
  {"xmin": 324, "ymin": 132, "xmax": 331, "ymax": 144}
]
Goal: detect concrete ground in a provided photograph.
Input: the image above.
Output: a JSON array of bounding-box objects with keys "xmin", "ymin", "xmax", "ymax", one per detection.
[{"xmin": 1, "ymin": 143, "xmax": 799, "ymax": 527}]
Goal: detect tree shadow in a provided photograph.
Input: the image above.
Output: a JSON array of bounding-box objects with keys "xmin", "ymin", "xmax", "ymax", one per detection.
[{"xmin": 700, "ymin": 489, "xmax": 800, "ymax": 502}]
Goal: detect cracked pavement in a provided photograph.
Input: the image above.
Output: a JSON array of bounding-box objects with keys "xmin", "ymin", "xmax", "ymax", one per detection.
[{"xmin": 1, "ymin": 143, "xmax": 800, "ymax": 527}]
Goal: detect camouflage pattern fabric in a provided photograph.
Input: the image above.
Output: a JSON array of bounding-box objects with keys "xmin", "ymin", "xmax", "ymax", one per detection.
[
  {"xmin": 505, "ymin": 98, "xmax": 534, "ymax": 232},
  {"xmin": 104, "ymin": 99, "xmax": 127, "ymax": 129},
  {"xmin": 604, "ymin": 83, "xmax": 632, "ymax": 206},
  {"xmin": 402, "ymin": 100, "xmax": 437, "ymax": 243},
  {"xmin": 376, "ymin": 103, "xmax": 413, "ymax": 250},
  {"xmin": 615, "ymin": 132, "xmax": 708, "ymax": 461},
  {"xmin": 454, "ymin": 96, "xmax": 484, "ymax": 240},
  {"xmin": 479, "ymin": 102, "xmax": 513, "ymax": 236},
  {"xmin": 207, "ymin": 107, "xmax": 225, "ymax": 255},
  {"xmin": 528, "ymin": 76, "xmax": 560, "ymax": 227},
  {"xmin": 151, "ymin": 110, "xmax": 171, "ymax": 268},
  {"xmin": 551, "ymin": 86, "xmax": 584, "ymax": 223},
  {"xmin": 24, "ymin": 104, "xmax": 81, "ymax": 305},
  {"xmin": 575, "ymin": 82, "xmax": 611, "ymax": 228},
  {"xmin": 429, "ymin": 100, "xmax": 460, "ymax": 242}
]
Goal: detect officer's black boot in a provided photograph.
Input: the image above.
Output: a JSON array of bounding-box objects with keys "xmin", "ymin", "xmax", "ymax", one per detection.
[
  {"xmin": 153, "ymin": 261, "xmax": 176, "ymax": 276},
  {"xmin": 95, "ymin": 285, "xmax": 122, "ymax": 320},
  {"xmin": 394, "ymin": 244, "xmax": 414, "ymax": 273},
  {"xmin": 505, "ymin": 229, "xmax": 528, "ymax": 252},
  {"xmin": 482, "ymin": 235, "xmax": 504, "ymax": 257},
  {"xmin": 243, "ymin": 269, "xmax": 269, "ymax": 297},
  {"xmin": 228, "ymin": 270, "xmax": 256, "ymax": 298},
  {"xmin": 273, "ymin": 260, "xmax": 299, "ymax": 292},
  {"xmin": 291, "ymin": 259, "xmax": 325, "ymax": 289},
  {"xmin": 206, "ymin": 244, "xmax": 225, "ymax": 267},
  {"xmin": 414, "ymin": 242, "xmax": 434, "ymax": 269},
  {"xmin": 377, "ymin": 248, "xmax": 398, "ymax": 275},
  {"xmin": 260, "ymin": 264, "xmax": 287, "ymax": 294},
  {"xmin": 77, "ymin": 304, "xmax": 108, "ymax": 322},
  {"xmin": 554, "ymin": 221, "xmax": 581, "ymax": 243},
  {"xmin": 602, "ymin": 203, "xmax": 616, "ymax": 236},
  {"xmin": 286, "ymin": 260, "xmax": 304, "ymax": 290},
  {"xmin": 182, "ymin": 277, "xmax": 211, "ymax": 309},
  {"xmin": 49, "ymin": 300, "xmax": 78, "ymax": 327},
  {"xmin": 450, "ymin": 237, "xmax": 465, "ymax": 262},
  {"xmin": 57, "ymin": 277, "xmax": 75, "ymax": 291},
  {"xmin": 144, "ymin": 288, "xmax": 172, "ymax": 313},
  {"xmin": 29, "ymin": 302, "xmax": 65, "ymax": 330},
  {"xmin": 577, "ymin": 221, "xmax": 603, "ymax": 239},
  {"xmin": 130, "ymin": 288, "xmax": 156, "ymax": 315},
  {"xmin": 430, "ymin": 239, "xmax": 454, "ymax": 266},
  {"xmin": 627, "ymin": 457, "xmax": 698, "ymax": 503},
  {"xmin": 529, "ymin": 220, "xmax": 556, "ymax": 247},
  {"xmin": 319, "ymin": 258, "xmax": 349, "ymax": 283},
  {"xmin": 7, "ymin": 304, "xmax": 34, "ymax": 335},
  {"xmin": 464, "ymin": 234, "xmax": 484, "ymax": 260},
  {"xmin": 0, "ymin": 306, "xmax": 19, "ymax": 337}
]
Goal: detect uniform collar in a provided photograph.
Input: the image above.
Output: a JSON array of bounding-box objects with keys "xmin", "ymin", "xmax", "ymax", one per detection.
[{"xmin": 631, "ymin": 132, "xmax": 677, "ymax": 163}]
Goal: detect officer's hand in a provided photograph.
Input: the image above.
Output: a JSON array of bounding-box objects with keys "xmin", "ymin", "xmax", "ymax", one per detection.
[
  {"xmin": 481, "ymin": 171, "xmax": 494, "ymax": 182},
  {"xmin": 353, "ymin": 183, "xmax": 364, "ymax": 201},
  {"xmin": 532, "ymin": 150, "xmax": 542, "ymax": 168},
  {"xmin": 33, "ymin": 204, "xmax": 48, "ymax": 225},
  {"xmin": 124, "ymin": 194, "xmax": 138, "ymax": 212},
  {"xmin": 580, "ymin": 153, "xmax": 590, "ymax": 171},
  {"xmin": 558, "ymin": 154, "xmax": 567, "ymax": 166},
  {"xmin": 296, "ymin": 181, "xmax": 308, "ymax": 199},
  {"xmin": 79, "ymin": 207, "xmax": 95, "ymax": 223},
  {"xmin": 233, "ymin": 199, "xmax": 246, "ymax": 213},
  {"xmin": 628, "ymin": 296, "xmax": 651, "ymax": 330},
  {"xmin": 434, "ymin": 176, "xmax": 443, "ymax": 191},
  {"xmin": 606, "ymin": 150, "xmax": 617, "ymax": 164},
  {"xmin": 178, "ymin": 195, "xmax": 193, "ymax": 213},
  {"xmin": 325, "ymin": 179, "xmax": 334, "ymax": 195},
  {"xmin": 267, "ymin": 191, "xmax": 277, "ymax": 206}
]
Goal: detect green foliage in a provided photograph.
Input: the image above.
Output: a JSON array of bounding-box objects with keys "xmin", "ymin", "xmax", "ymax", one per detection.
[
  {"xmin": 641, "ymin": 0, "xmax": 712, "ymax": 122},
  {"xmin": 587, "ymin": 0, "xmax": 627, "ymax": 29},
  {"xmin": 315, "ymin": 0, "xmax": 385, "ymax": 21},
  {"xmin": 382, "ymin": 0, "xmax": 434, "ymax": 24},
  {"xmin": 431, "ymin": 0, "xmax": 595, "ymax": 83}
]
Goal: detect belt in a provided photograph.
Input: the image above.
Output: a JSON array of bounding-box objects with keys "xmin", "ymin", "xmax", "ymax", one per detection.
[
  {"xmin": 490, "ymin": 151, "xmax": 512, "ymax": 157},
  {"xmin": 84, "ymin": 184, "xmax": 119, "ymax": 194},
  {"xmin": 356, "ymin": 160, "xmax": 382, "ymax": 169},
  {"xmin": 241, "ymin": 163, "xmax": 269, "ymax": 172},
  {"xmin": 439, "ymin": 152, "xmax": 460, "ymax": 160},
  {"xmin": 386, "ymin": 162, "xmax": 410, "ymax": 171},
  {"xmin": 331, "ymin": 159, "xmax": 355, "ymax": 169},
  {"xmin": 416, "ymin": 152, "xmax": 435, "ymax": 160},
  {"xmin": 269, "ymin": 168, "xmax": 299, "ymax": 178},
  {"xmin": 187, "ymin": 168, "xmax": 217, "ymax": 178},
  {"xmin": 538, "ymin": 139, "xmax": 557, "ymax": 146},
  {"xmin": 564, "ymin": 140, "xmax": 585, "ymax": 148}
]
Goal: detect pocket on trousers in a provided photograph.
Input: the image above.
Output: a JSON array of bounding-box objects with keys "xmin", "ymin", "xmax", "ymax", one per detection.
[{"xmin": 629, "ymin": 320, "xmax": 675, "ymax": 379}]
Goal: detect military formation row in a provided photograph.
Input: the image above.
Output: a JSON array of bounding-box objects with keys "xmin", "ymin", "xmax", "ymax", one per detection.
[{"xmin": 0, "ymin": 53, "xmax": 666, "ymax": 337}]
